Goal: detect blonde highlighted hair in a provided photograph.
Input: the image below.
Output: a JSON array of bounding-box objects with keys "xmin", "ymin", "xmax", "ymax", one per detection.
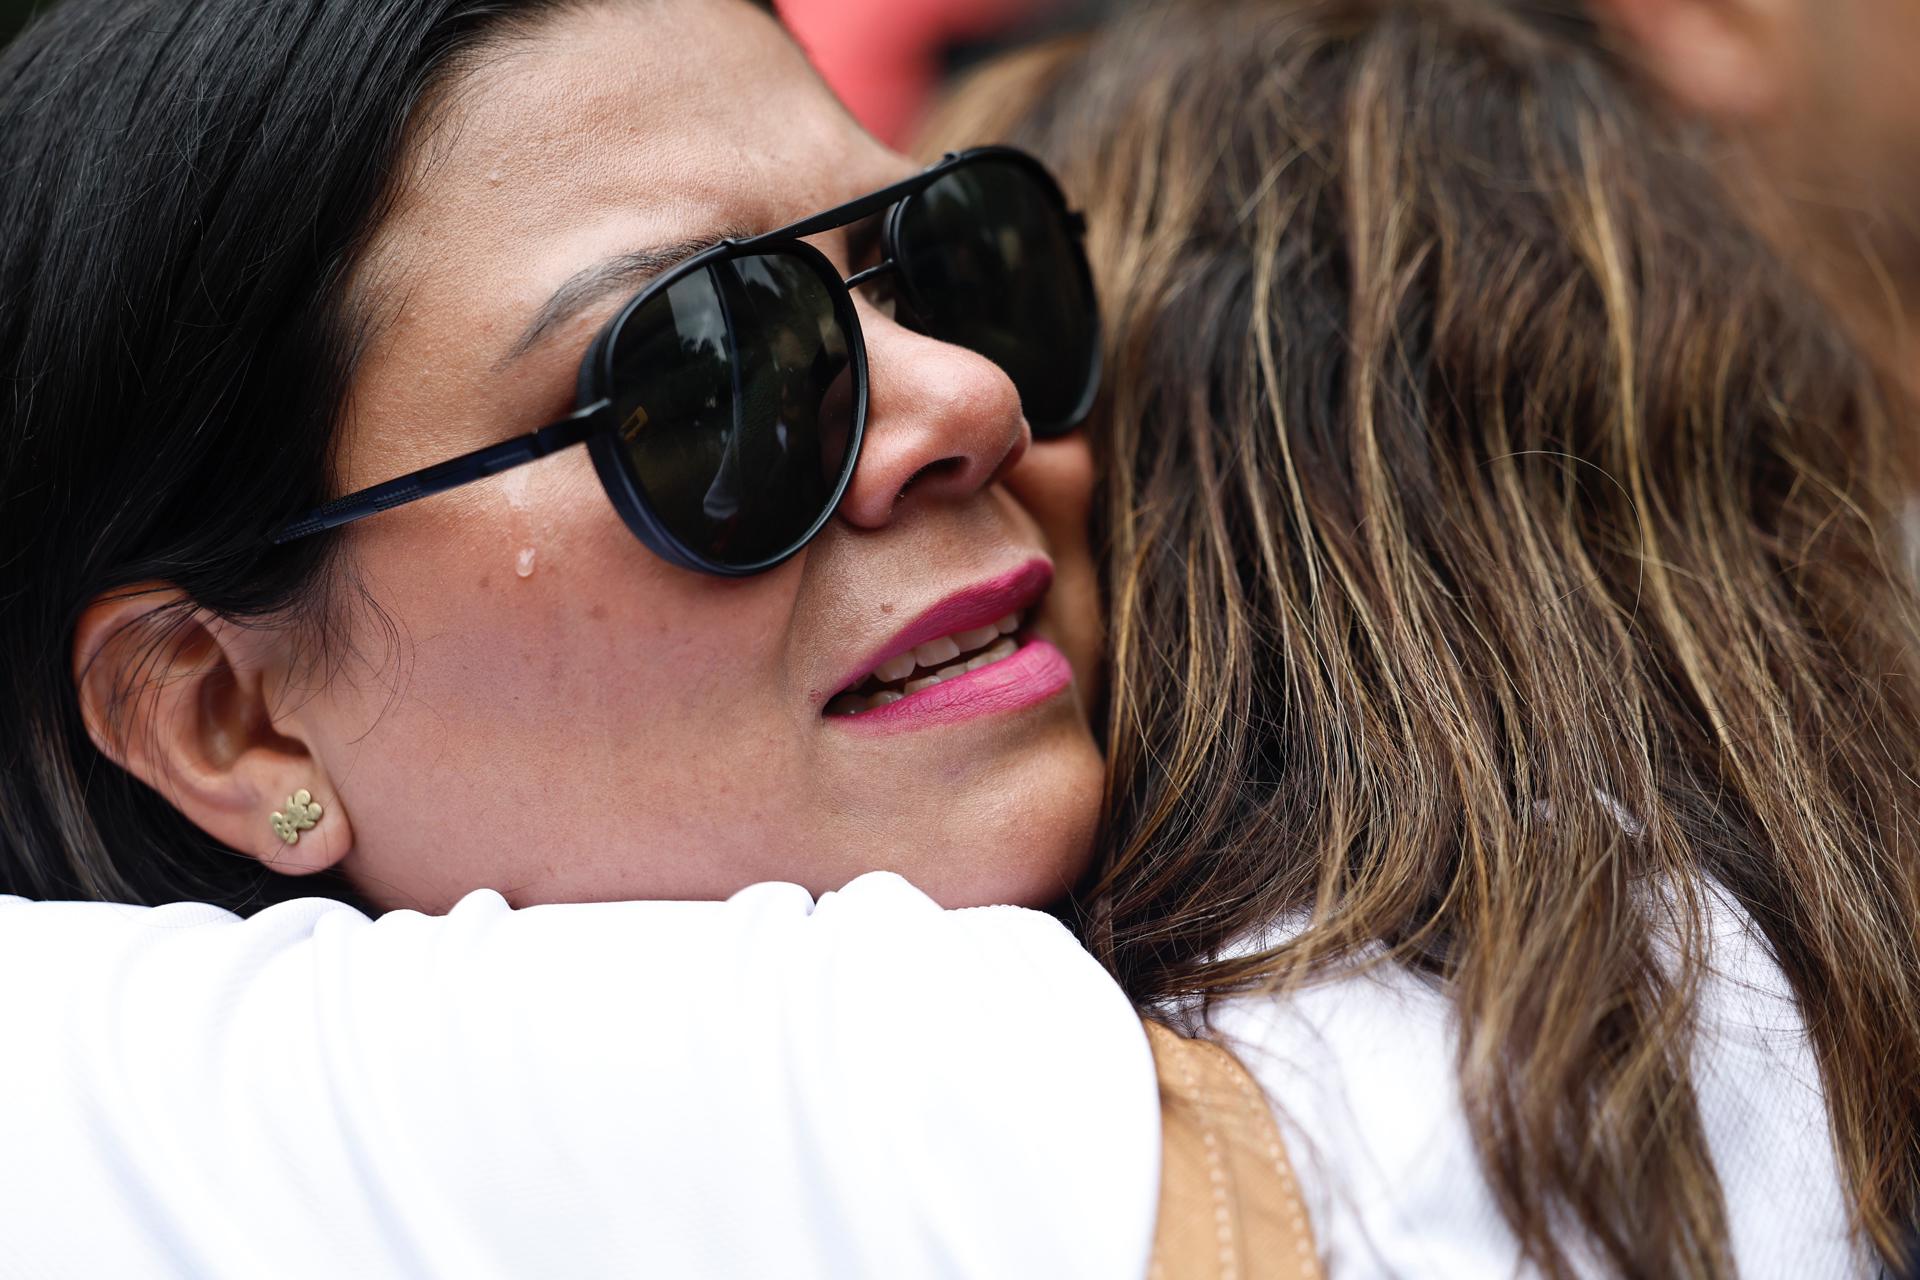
[{"xmin": 926, "ymin": 2, "xmax": 1920, "ymax": 1274}]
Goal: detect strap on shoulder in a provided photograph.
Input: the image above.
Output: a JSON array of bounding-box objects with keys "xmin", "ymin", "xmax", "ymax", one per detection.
[{"xmin": 1143, "ymin": 1020, "xmax": 1321, "ymax": 1280}]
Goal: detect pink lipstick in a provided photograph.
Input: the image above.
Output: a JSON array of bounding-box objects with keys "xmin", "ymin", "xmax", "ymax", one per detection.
[{"xmin": 823, "ymin": 559, "xmax": 1073, "ymax": 733}]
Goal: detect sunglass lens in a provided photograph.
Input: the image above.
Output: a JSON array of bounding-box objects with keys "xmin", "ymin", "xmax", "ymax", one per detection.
[
  {"xmin": 893, "ymin": 157, "xmax": 1098, "ymax": 436},
  {"xmin": 605, "ymin": 250, "xmax": 857, "ymax": 570}
]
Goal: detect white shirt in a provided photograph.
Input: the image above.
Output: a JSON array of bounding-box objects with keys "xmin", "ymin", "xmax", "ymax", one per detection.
[
  {"xmin": 1196, "ymin": 883, "xmax": 1869, "ymax": 1277},
  {"xmin": 0, "ymin": 869, "xmax": 1866, "ymax": 1278},
  {"xmin": 0, "ymin": 873, "xmax": 1159, "ymax": 1279}
]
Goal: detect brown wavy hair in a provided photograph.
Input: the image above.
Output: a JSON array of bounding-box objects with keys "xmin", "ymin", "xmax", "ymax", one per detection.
[{"xmin": 923, "ymin": 2, "xmax": 1920, "ymax": 1274}]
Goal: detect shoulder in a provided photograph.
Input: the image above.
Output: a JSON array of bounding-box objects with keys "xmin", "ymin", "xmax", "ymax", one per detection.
[
  {"xmin": 1204, "ymin": 958, "xmax": 1517, "ymax": 1277},
  {"xmin": 0, "ymin": 874, "xmax": 1159, "ymax": 1279},
  {"xmin": 1200, "ymin": 888, "xmax": 1864, "ymax": 1277}
]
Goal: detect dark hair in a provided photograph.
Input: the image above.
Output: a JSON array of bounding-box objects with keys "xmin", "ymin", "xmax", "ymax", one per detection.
[
  {"xmin": 0, "ymin": 0, "xmax": 620, "ymax": 911},
  {"xmin": 927, "ymin": 0, "xmax": 1920, "ymax": 1274}
]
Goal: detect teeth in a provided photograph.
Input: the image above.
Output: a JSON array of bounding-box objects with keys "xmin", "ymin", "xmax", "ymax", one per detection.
[
  {"xmin": 967, "ymin": 637, "xmax": 1018, "ymax": 670},
  {"xmin": 908, "ymin": 636, "xmax": 1021, "ymax": 692},
  {"xmin": 826, "ymin": 688, "xmax": 909, "ymax": 718},
  {"xmin": 953, "ymin": 625, "xmax": 999, "ymax": 652},
  {"xmin": 835, "ymin": 611, "xmax": 1030, "ymax": 715},
  {"xmin": 887, "ymin": 638, "xmax": 1023, "ymax": 700},
  {"xmin": 874, "ymin": 652, "xmax": 918, "ymax": 683},
  {"xmin": 914, "ymin": 635, "xmax": 962, "ymax": 667}
]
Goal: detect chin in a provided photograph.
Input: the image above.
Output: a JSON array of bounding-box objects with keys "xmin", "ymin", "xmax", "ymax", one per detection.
[{"xmin": 887, "ymin": 745, "xmax": 1104, "ymax": 910}]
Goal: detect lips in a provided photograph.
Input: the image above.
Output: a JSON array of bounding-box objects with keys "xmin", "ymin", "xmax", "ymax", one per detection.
[
  {"xmin": 825, "ymin": 611, "xmax": 1025, "ymax": 715},
  {"xmin": 824, "ymin": 559, "xmax": 1055, "ymax": 717}
]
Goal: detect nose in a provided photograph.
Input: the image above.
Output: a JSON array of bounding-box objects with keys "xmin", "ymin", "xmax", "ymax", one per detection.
[{"xmin": 835, "ymin": 309, "xmax": 1031, "ymax": 529}]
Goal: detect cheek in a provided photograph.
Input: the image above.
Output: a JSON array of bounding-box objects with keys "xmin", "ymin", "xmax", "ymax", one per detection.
[
  {"xmin": 1004, "ymin": 437, "xmax": 1102, "ymax": 692},
  {"xmin": 1007, "ymin": 436, "xmax": 1096, "ymax": 536},
  {"xmin": 309, "ymin": 453, "xmax": 806, "ymax": 906},
  {"xmin": 369, "ymin": 462, "xmax": 727, "ymax": 708}
]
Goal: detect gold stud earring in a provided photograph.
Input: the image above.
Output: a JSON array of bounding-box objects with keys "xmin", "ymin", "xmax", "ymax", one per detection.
[{"xmin": 270, "ymin": 789, "xmax": 324, "ymax": 846}]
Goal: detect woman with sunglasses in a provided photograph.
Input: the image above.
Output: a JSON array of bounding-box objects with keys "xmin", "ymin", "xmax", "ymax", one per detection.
[
  {"xmin": 0, "ymin": 0, "xmax": 1189, "ymax": 1275},
  {"xmin": 6, "ymin": 0, "xmax": 1110, "ymax": 918},
  {"xmin": 5, "ymin": 3, "xmax": 1912, "ymax": 1280}
]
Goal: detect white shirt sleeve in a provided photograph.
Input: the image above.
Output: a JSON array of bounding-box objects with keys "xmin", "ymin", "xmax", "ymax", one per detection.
[{"xmin": 0, "ymin": 872, "xmax": 1159, "ymax": 1280}]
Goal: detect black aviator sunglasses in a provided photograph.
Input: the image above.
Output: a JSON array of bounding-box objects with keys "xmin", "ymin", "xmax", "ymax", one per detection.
[{"xmin": 270, "ymin": 146, "xmax": 1101, "ymax": 576}]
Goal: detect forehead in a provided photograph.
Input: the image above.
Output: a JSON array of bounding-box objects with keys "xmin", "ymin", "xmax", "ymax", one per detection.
[
  {"xmin": 348, "ymin": 0, "xmax": 903, "ymax": 458},
  {"xmin": 389, "ymin": 0, "xmax": 899, "ymax": 240}
]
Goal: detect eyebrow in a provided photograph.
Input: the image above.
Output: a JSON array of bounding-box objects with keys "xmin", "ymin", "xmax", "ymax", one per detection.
[{"xmin": 499, "ymin": 228, "xmax": 753, "ymax": 368}]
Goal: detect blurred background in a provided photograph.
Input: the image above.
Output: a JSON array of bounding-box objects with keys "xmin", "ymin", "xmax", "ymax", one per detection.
[
  {"xmin": 4, "ymin": 0, "xmax": 1918, "ymax": 407},
  {"xmin": 769, "ymin": 0, "xmax": 1114, "ymax": 145},
  {"xmin": 0, "ymin": 0, "xmax": 1109, "ymax": 144}
]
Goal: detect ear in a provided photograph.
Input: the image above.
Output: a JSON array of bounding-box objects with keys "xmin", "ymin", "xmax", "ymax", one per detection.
[
  {"xmin": 1595, "ymin": 0, "xmax": 1798, "ymax": 122},
  {"xmin": 71, "ymin": 583, "xmax": 353, "ymax": 877}
]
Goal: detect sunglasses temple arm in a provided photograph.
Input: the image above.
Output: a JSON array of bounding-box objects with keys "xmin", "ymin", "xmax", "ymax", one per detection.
[{"xmin": 266, "ymin": 399, "xmax": 611, "ymax": 544}]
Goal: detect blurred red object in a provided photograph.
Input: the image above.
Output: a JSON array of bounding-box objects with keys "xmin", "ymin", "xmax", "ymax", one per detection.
[{"xmin": 778, "ymin": 0, "xmax": 1058, "ymax": 145}]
